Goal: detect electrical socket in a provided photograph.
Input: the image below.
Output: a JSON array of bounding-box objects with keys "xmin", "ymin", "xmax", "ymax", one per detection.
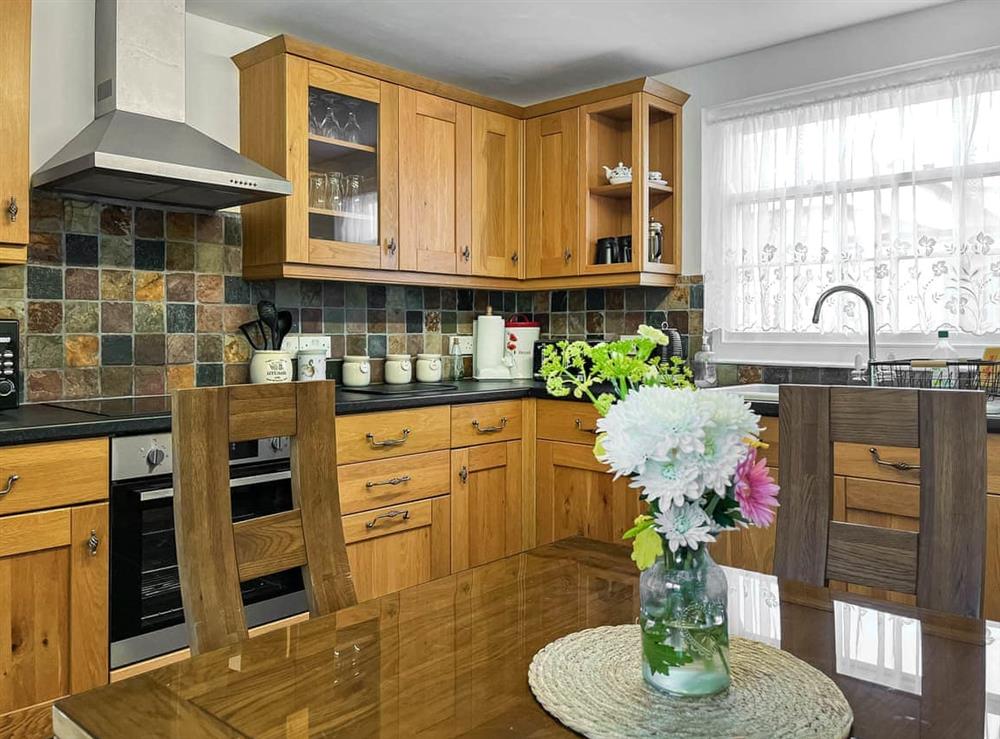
[
  {"xmin": 451, "ymin": 336, "xmax": 474, "ymax": 355},
  {"xmin": 280, "ymin": 335, "xmax": 332, "ymax": 357}
]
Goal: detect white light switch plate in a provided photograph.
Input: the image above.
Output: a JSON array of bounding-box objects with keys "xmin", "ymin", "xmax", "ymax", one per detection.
[{"xmin": 281, "ymin": 335, "xmax": 332, "ymax": 357}]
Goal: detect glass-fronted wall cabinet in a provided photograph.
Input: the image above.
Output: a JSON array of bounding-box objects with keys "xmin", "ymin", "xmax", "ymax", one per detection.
[{"xmin": 238, "ymin": 55, "xmax": 399, "ymax": 276}]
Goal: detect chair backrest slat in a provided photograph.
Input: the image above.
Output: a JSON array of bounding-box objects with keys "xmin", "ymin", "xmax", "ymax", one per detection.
[
  {"xmin": 233, "ymin": 510, "xmax": 308, "ymax": 580},
  {"xmin": 917, "ymin": 389, "xmax": 987, "ymax": 615},
  {"xmin": 826, "ymin": 521, "xmax": 918, "ymax": 593},
  {"xmin": 173, "ymin": 381, "xmax": 357, "ymax": 655},
  {"xmin": 775, "ymin": 384, "xmax": 986, "ymax": 618},
  {"xmin": 774, "ymin": 384, "xmax": 832, "ymax": 587}
]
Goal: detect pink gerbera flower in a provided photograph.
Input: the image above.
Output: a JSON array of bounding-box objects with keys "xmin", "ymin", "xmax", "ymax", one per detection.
[{"xmin": 733, "ymin": 447, "xmax": 780, "ymax": 527}]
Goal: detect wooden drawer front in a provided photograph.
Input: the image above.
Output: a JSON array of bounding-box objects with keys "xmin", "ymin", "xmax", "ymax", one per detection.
[
  {"xmin": 337, "ymin": 407, "xmax": 451, "ymax": 464},
  {"xmin": 834, "ymin": 442, "xmax": 920, "ymax": 485},
  {"xmin": 450, "ymin": 400, "xmax": 522, "ymax": 447},
  {"xmin": 343, "ymin": 498, "xmax": 435, "ymax": 545},
  {"xmin": 989, "ymin": 435, "xmax": 1000, "ymax": 494},
  {"xmin": 843, "ymin": 477, "xmax": 919, "ymax": 519},
  {"xmin": 338, "ymin": 451, "xmax": 451, "ymax": 515},
  {"xmin": 536, "ymin": 399, "xmax": 601, "ymax": 444},
  {"xmin": 0, "ymin": 438, "xmax": 108, "ymax": 516}
]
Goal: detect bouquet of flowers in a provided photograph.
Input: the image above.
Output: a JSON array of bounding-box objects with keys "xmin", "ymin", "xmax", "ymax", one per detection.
[{"xmin": 540, "ymin": 325, "xmax": 779, "ymax": 569}]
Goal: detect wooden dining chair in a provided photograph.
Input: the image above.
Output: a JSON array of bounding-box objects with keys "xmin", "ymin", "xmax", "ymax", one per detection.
[
  {"xmin": 774, "ymin": 385, "xmax": 986, "ymax": 618},
  {"xmin": 172, "ymin": 381, "xmax": 357, "ymax": 655}
]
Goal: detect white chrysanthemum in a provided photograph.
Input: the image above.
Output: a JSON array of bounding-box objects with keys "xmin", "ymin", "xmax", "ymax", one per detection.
[
  {"xmin": 597, "ymin": 387, "xmax": 710, "ymax": 477},
  {"xmin": 629, "ymin": 457, "xmax": 703, "ymax": 507},
  {"xmin": 654, "ymin": 502, "xmax": 717, "ymax": 553},
  {"xmin": 697, "ymin": 392, "xmax": 761, "ymax": 492}
]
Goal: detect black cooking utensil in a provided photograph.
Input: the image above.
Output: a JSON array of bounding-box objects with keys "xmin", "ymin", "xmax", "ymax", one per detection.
[
  {"xmin": 256, "ymin": 301, "xmax": 279, "ymax": 350},
  {"xmin": 239, "ymin": 320, "xmax": 265, "ymax": 351},
  {"xmin": 276, "ymin": 310, "xmax": 293, "ymax": 350}
]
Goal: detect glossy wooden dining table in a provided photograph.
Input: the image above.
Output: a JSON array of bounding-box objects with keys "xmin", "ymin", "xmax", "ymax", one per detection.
[{"xmin": 54, "ymin": 537, "xmax": 997, "ymax": 738}]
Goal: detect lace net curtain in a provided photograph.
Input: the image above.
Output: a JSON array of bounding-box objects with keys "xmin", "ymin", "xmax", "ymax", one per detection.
[{"xmin": 703, "ymin": 55, "xmax": 1000, "ymax": 338}]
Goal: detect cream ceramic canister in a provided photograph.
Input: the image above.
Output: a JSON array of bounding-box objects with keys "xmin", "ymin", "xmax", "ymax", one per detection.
[
  {"xmin": 342, "ymin": 355, "xmax": 371, "ymax": 387},
  {"xmin": 296, "ymin": 349, "xmax": 327, "ymax": 382},
  {"xmin": 385, "ymin": 354, "xmax": 413, "ymax": 384},
  {"xmin": 250, "ymin": 350, "xmax": 294, "ymax": 384},
  {"xmin": 415, "ymin": 353, "xmax": 442, "ymax": 383}
]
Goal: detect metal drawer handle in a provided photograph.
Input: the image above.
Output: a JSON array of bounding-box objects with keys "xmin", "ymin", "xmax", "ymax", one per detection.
[
  {"xmin": 574, "ymin": 418, "xmax": 598, "ymax": 434},
  {"xmin": 6, "ymin": 196, "xmax": 17, "ymax": 222},
  {"xmin": 366, "ymin": 475, "xmax": 412, "ymax": 489},
  {"xmin": 365, "ymin": 509, "xmax": 410, "ymax": 529},
  {"xmin": 458, "ymin": 465, "xmax": 468, "ymax": 484},
  {"xmin": 472, "ymin": 417, "xmax": 508, "ymax": 434},
  {"xmin": 87, "ymin": 530, "xmax": 100, "ymax": 556},
  {"xmin": 366, "ymin": 428, "xmax": 411, "ymax": 448},
  {"xmin": 868, "ymin": 447, "xmax": 920, "ymax": 472},
  {"xmin": 0, "ymin": 473, "xmax": 18, "ymax": 496}
]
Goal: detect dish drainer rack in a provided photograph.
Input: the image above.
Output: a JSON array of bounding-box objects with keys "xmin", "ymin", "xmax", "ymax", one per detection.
[{"xmin": 871, "ymin": 359, "xmax": 1000, "ymax": 397}]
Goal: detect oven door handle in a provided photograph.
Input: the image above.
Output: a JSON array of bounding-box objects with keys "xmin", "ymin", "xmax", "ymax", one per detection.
[{"xmin": 138, "ymin": 470, "xmax": 292, "ymax": 502}]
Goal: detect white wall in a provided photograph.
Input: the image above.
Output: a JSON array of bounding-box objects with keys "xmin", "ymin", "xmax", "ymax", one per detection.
[
  {"xmin": 29, "ymin": 1, "xmax": 266, "ymax": 171},
  {"xmin": 655, "ymin": 0, "xmax": 1000, "ymax": 275}
]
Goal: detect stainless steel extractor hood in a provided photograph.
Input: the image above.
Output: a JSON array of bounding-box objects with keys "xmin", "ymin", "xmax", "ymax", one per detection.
[{"xmin": 32, "ymin": 0, "xmax": 290, "ymax": 210}]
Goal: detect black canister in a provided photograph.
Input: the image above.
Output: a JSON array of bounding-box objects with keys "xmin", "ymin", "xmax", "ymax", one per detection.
[
  {"xmin": 617, "ymin": 234, "xmax": 632, "ymax": 263},
  {"xmin": 595, "ymin": 236, "xmax": 618, "ymax": 264}
]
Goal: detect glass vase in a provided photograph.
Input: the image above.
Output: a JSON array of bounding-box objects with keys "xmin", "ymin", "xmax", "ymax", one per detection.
[{"xmin": 639, "ymin": 545, "xmax": 731, "ymax": 696}]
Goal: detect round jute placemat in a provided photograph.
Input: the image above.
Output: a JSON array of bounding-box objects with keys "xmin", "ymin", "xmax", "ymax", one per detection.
[{"xmin": 528, "ymin": 624, "xmax": 853, "ymax": 739}]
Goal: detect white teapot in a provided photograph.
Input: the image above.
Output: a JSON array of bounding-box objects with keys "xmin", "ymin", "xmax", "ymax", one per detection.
[{"xmin": 602, "ymin": 162, "xmax": 632, "ymax": 185}]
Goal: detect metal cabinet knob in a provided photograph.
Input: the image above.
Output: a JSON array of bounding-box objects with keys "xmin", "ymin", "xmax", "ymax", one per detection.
[
  {"xmin": 461, "ymin": 245, "xmax": 471, "ymax": 262},
  {"xmin": 87, "ymin": 530, "xmax": 100, "ymax": 556},
  {"xmin": 386, "ymin": 237, "xmax": 397, "ymax": 256},
  {"xmin": 511, "ymin": 252, "xmax": 519, "ymax": 263},
  {"xmin": 458, "ymin": 465, "xmax": 468, "ymax": 484},
  {"xmin": 564, "ymin": 249, "xmax": 573, "ymax": 263},
  {"xmin": 6, "ymin": 197, "xmax": 17, "ymax": 222}
]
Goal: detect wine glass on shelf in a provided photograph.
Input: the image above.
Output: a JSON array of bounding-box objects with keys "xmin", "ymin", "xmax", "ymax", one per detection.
[
  {"xmin": 308, "ymin": 173, "xmax": 327, "ymax": 210},
  {"xmin": 321, "ymin": 93, "xmax": 344, "ymax": 140},
  {"xmin": 327, "ymin": 172, "xmax": 344, "ymax": 212},
  {"xmin": 308, "ymin": 93, "xmax": 327, "ymax": 136},
  {"xmin": 345, "ymin": 174, "xmax": 362, "ymax": 214},
  {"xmin": 343, "ymin": 112, "xmax": 362, "ymax": 144}
]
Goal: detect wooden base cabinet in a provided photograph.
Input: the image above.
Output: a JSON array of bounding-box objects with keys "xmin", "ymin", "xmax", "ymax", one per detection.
[
  {"xmin": 0, "ymin": 503, "xmax": 109, "ymax": 733},
  {"xmin": 451, "ymin": 441, "xmax": 523, "ymax": 570},
  {"xmin": 535, "ymin": 440, "xmax": 640, "ymax": 546},
  {"xmin": 344, "ymin": 497, "xmax": 451, "ymax": 602},
  {"xmin": 987, "ymin": 495, "xmax": 1000, "ymax": 620}
]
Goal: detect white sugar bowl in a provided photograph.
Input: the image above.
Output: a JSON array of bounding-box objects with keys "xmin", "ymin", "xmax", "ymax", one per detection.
[
  {"xmin": 385, "ymin": 354, "xmax": 413, "ymax": 384},
  {"xmin": 415, "ymin": 353, "xmax": 442, "ymax": 383},
  {"xmin": 342, "ymin": 355, "xmax": 371, "ymax": 387}
]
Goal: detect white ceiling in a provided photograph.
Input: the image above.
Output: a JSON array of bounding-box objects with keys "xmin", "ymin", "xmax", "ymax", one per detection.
[{"xmin": 187, "ymin": 0, "xmax": 953, "ymax": 104}]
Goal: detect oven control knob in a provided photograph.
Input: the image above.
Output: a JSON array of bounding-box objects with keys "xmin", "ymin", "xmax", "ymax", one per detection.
[
  {"xmin": 146, "ymin": 447, "xmax": 166, "ymax": 467},
  {"xmin": 270, "ymin": 437, "xmax": 287, "ymax": 452},
  {"xmin": 0, "ymin": 379, "xmax": 14, "ymax": 397}
]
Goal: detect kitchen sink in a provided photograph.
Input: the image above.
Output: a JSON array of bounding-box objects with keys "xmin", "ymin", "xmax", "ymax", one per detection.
[{"xmin": 704, "ymin": 383, "xmax": 779, "ymax": 402}]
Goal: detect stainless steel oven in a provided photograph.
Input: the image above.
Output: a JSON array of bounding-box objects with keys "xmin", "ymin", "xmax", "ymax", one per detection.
[{"xmin": 109, "ymin": 433, "xmax": 307, "ymax": 668}]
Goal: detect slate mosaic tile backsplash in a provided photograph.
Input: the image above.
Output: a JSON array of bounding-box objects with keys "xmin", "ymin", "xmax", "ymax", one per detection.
[{"xmin": 3, "ymin": 193, "xmax": 709, "ymax": 402}]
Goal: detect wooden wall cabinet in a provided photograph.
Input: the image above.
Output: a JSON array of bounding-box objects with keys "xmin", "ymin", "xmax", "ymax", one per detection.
[
  {"xmin": 471, "ymin": 109, "xmax": 522, "ymax": 279},
  {"xmin": 235, "ymin": 37, "xmax": 688, "ymax": 289},
  {"xmin": 399, "ymin": 90, "xmax": 471, "ymax": 276},
  {"xmin": 0, "ymin": 0, "xmax": 30, "ymax": 261},
  {"xmin": 525, "ymin": 110, "xmax": 579, "ymax": 279}
]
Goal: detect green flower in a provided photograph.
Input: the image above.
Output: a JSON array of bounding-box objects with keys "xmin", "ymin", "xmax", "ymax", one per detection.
[{"xmin": 637, "ymin": 324, "xmax": 670, "ymax": 345}]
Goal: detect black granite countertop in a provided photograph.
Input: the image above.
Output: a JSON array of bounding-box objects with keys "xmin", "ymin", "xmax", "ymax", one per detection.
[{"xmin": 0, "ymin": 382, "xmax": 995, "ymax": 446}]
